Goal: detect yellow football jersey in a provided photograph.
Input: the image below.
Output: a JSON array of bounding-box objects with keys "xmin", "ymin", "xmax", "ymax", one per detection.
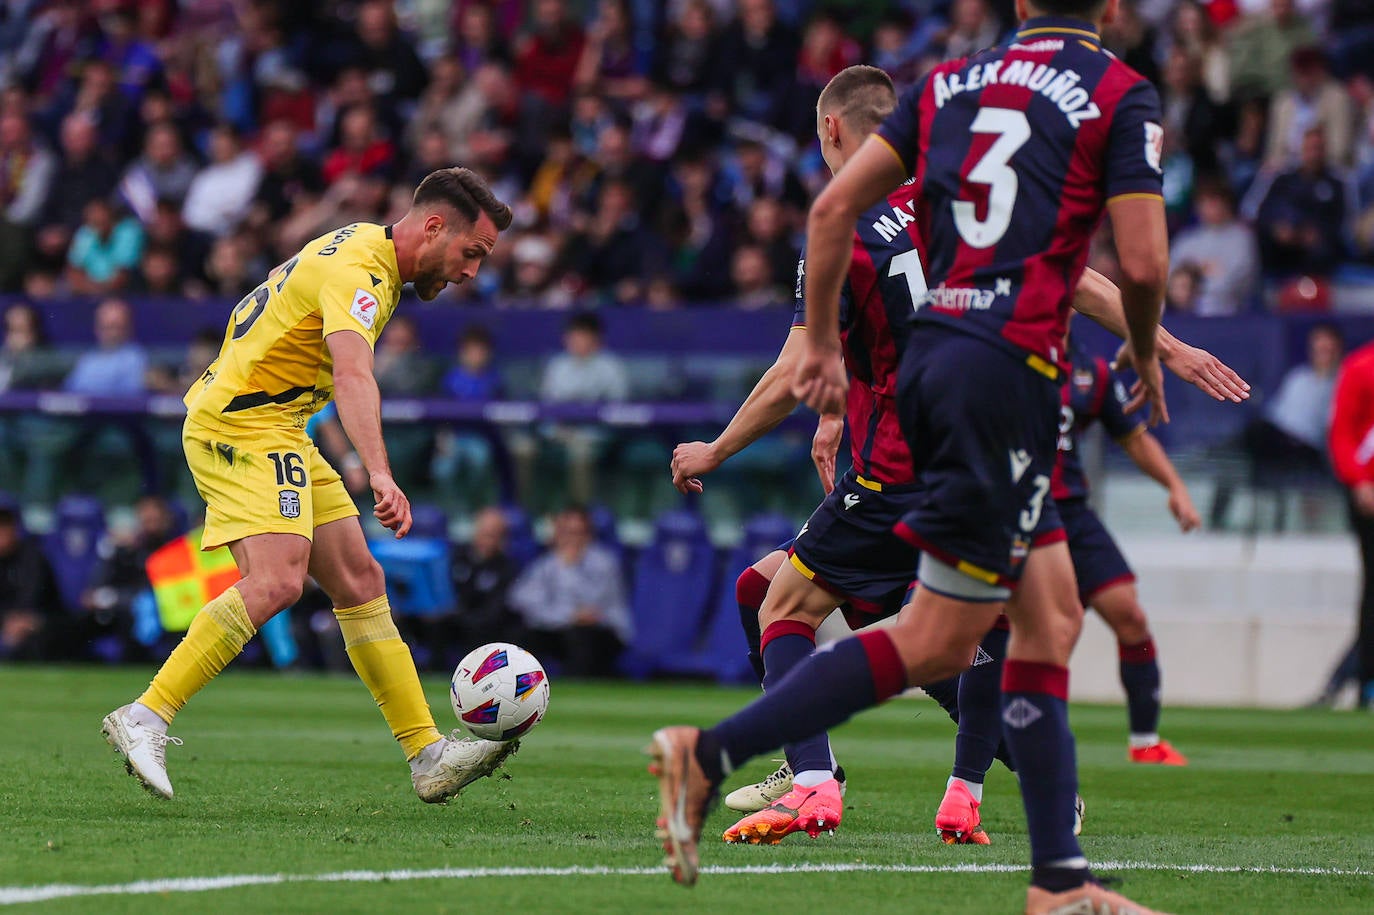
[{"xmin": 185, "ymin": 222, "xmax": 401, "ymax": 434}]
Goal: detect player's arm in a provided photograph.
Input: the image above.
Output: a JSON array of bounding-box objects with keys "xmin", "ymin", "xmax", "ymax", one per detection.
[
  {"xmin": 1071, "ymin": 268, "xmax": 1250, "ymax": 403},
  {"xmin": 326, "ymin": 329, "xmax": 411, "ymax": 538},
  {"xmin": 672, "ymin": 327, "xmax": 808, "ymax": 494},
  {"xmin": 811, "ymin": 412, "xmax": 844, "ymax": 496},
  {"xmin": 1118, "ymin": 429, "xmax": 1200, "ymax": 532},
  {"xmin": 314, "ymin": 411, "xmax": 368, "ymax": 494},
  {"xmin": 1108, "ymin": 195, "xmax": 1169, "ymax": 425},
  {"xmin": 798, "ymin": 136, "xmax": 907, "ymax": 414}
]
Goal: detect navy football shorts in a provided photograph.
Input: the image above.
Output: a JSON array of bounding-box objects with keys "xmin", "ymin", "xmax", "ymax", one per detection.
[
  {"xmin": 1057, "ymin": 497, "xmax": 1136, "ymax": 602},
  {"xmin": 789, "ymin": 469, "xmax": 918, "ymax": 628},
  {"xmin": 893, "ymin": 325, "xmax": 1063, "ymax": 587}
]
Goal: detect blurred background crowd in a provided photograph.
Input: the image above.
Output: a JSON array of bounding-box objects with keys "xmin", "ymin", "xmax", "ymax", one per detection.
[
  {"xmin": 3, "ymin": 0, "xmax": 1374, "ymax": 309},
  {"xmin": 0, "ymin": 0, "xmax": 1371, "ymax": 691}
]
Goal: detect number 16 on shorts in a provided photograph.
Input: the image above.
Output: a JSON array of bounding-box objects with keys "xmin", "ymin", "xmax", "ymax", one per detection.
[{"xmin": 270, "ymin": 451, "xmax": 306, "ymax": 518}]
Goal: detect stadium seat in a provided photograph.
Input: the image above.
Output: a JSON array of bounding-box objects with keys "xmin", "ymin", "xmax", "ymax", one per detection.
[
  {"xmin": 408, "ymin": 503, "xmax": 450, "ymax": 541},
  {"xmin": 42, "ymin": 495, "xmax": 107, "ymax": 612},
  {"xmin": 695, "ymin": 513, "xmax": 798, "ymax": 684},
  {"xmin": 620, "ymin": 510, "xmax": 718, "ymax": 679},
  {"xmin": 370, "ymin": 535, "xmax": 454, "ymax": 619},
  {"xmin": 501, "ymin": 505, "xmax": 541, "ymax": 569}
]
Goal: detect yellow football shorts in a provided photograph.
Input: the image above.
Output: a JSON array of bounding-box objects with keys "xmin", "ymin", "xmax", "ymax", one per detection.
[{"xmin": 183, "ymin": 420, "xmax": 359, "ymax": 550}]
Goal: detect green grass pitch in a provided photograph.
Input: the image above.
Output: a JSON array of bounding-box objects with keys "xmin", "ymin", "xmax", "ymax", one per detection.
[{"xmin": 0, "ymin": 667, "xmax": 1371, "ymax": 913}]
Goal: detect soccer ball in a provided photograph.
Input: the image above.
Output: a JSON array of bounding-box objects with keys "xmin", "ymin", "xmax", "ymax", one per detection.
[{"xmin": 450, "ymin": 642, "xmax": 550, "ymax": 741}]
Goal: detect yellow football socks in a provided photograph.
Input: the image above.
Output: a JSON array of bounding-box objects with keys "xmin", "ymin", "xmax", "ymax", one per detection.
[
  {"xmin": 335, "ymin": 595, "xmax": 442, "ymax": 760},
  {"xmin": 138, "ymin": 586, "xmax": 256, "ymax": 724}
]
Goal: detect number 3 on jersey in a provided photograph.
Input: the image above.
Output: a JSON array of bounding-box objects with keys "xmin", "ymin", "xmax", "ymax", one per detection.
[{"xmin": 953, "ymin": 108, "xmax": 1031, "ymax": 249}]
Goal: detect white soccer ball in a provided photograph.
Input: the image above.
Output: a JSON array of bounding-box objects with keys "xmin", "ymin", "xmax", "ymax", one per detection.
[{"xmin": 450, "ymin": 642, "xmax": 550, "ymax": 741}]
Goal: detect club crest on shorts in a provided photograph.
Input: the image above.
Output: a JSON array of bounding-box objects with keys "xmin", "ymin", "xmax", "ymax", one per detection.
[{"xmin": 278, "ymin": 490, "xmax": 301, "ymax": 519}]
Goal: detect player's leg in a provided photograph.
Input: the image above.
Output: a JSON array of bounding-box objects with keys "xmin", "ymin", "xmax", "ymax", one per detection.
[
  {"xmin": 306, "ymin": 459, "xmax": 516, "ymax": 803},
  {"xmin": 936, "ymin": 617, "xmax": 1011, "ymax": 844},
  {"xmin": 1091, "ymin": 582, "xmax": 1186, "ymax": 764},
  {"xmin": 1000, "ymin": 540, "xmax": 1093, "ymax": 893},
  {"xmin": 738, "ymin": 550, "xmax": 788, "ymax": 685},
  {"xmin": 104, "ymin": 424, "xmax": 319, "ymax": 798},
  {"xmin": 723, "ymin": 559, "xmax": 844, "ymax": 844}
]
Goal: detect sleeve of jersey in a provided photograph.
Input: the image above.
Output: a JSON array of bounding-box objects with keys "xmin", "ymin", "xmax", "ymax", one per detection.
[
  {"xmin": 318, "ymin": 260, "xmax": 383, "ymax": 349},
  {"xmin": 1103, "ymin": 79, "xmax": 1165, "ymax": 203},
  {"xmin": 1101, "ymin": 366, "xmax": 1146, "ymax": 441},
  {"xmin": 791, "ymin": 248, "xmax": 807, "ymax": 328},
  {"xmin": 875, "ymin": 75, "xmax": 930, "ymax": 177}
]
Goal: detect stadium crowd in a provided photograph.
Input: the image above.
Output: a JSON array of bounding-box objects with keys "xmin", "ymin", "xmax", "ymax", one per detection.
[{"xmin": 1, "ymin": 0, "xmax": 1374, "ymax": 312}]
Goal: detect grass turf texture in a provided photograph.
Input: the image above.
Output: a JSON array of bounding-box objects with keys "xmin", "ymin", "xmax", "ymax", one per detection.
[{"xmin": 0, "ymin": 668, "xmax": 1371, "ymax": 913}]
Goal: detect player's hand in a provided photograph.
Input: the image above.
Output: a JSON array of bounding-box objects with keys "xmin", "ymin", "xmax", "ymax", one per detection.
[
  {"xmin": 370, "ymin": 471, "xmax": 412, "ymax": 539},
  {"xmin": 1124, "ymin": 350, "xmax": 1169, "ymax": 427},
  {"xmin": 812, "ymin": 413, "xmax": 844, "ymax": 495},
  {"xmin": 1355, "ymin": 482, "xmax": 1374, "ymax": 517},
  {"xmin": 793, "ymin": 342, "xmax": 847, "ymax": 416},
  {"xmin": 1168, "ymin": 486, "xmax": 1201, "ymax": 532},
  {"xmin": 1117, "ymin": 340, "xmax": 1250, "ymax": 404},
  {"xmin": 670, "ymin": 441, "xmax": 718, "ymax": 494}
]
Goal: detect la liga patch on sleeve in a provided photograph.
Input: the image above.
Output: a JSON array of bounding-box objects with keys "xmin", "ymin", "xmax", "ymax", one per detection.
[{"xmin": 350, "ymin": 288, "xmax": 379, "ymax": 330}]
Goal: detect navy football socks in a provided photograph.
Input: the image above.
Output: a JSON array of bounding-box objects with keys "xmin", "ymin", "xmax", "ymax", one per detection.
[
  {"xmin": 736, "ymin": 567, "xmax": 770, "ymax": 684},
  {"xmin": 701, "ymin": 631, "xmax": 907, "ymax": 779},
  {"xmin": 1001, "ymin": 659, "xmax": 1088, "ymax": 883},
  {"xmin": 1118, "ymin": 639, "xmax": 1161, "ymax": 738},
  {"xmin": 953, "ymin": 624, "xmax": 1012, "ymax": 783},
  {"xmin": 761, "ymin": 621, "xmax": 833, "ymax": 775}
]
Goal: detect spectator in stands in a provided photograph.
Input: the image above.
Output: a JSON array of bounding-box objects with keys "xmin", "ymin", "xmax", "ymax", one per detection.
[
  {"xmin": 347, "ymin": 0, "xmax": 429, "ymax": 106},
  {"xmin": 730, "ymin": 139, "xmax": 807, "ymax": 212},
  {"xmin": 651, "ymin": 0, "xmax": 722, "ymax": 102},
  {"xmin": 133, "ymin": 244, "xmax": 183, "ymax": 296},
  {"xmin": 0, "ymin": 500, "xmax": 63, "ymax": 661},
  {"xmin": 743, "ymin": 196, "xmax": 798, "ymax": 290},
  {"xmin": 1324, "ymin": 334, "xmax": 1374, "ymax": 709},
  {"xmin": 1164, "ymin": 262, "xmax": 1205, "ymax": 313},
  {"xmin": 322, "ymin": 104, "xmax": 396, "ymax": 186},
  {"xmin": 250, "ymin": 120, "xmax": 321, "ymax": 230},
  {"xmin": 718, "ymin": 0, "xmax": 797, "ymax": 128},
  {"xmin": 181, "ymin": 122, "xmax": 262, "ymax": 238},
  {"xmin": 661, "ymin": 153, "xmax": 735, "ymax": 300},
  {"xmin": 1212, "ymin": 324, "xmax": 1344, "ymax": 527},
  {"xmin": 1265, "ymin": 47, "xmax": 1354, "ymax": 171},
  {"xmin": 0, "ymin": 108, "xmax": 56, "ymax": 290},
  {"xmin": 731, "ymin": 243, "xmax": 785, "ymax": 309},
  {"xmin": 542, "ymin": 312, "xmax": 628, "ymax": 405},
  {"xmin": 374, "ymin": 314, "xmax": 440, "ymax": 397},
  {"xmin": 54, "ymin": 58, "xmax": 134, "ymax": 156},
  {"xmin": 64, "ymin": 298, "xmax": 146, "ymax": 395},
  {"xmin": 0, "ymin": 303, "xmax": 63, "ymax": 393},
  {"xmin": 146, "ymin": 327, "xmax": 221, "ymax": 395},
  {"xmin": 1167, "ymin": 1, "xmax": 1230, "ymax": 104},
  {"xmin": 98, "ymin": 7, "xmax": 163, "ymax": 107},
  {"xmin": 797, "ymin": 13, "xmax": 862, "ymax": 93},
  {"xmin": 446, "ymin": 506, "xmax": 520, "ymax": 656},
  {"xmin": 514, "ymin": 0, "xmax": 586, "ymax": 111},
  {"xmin": 1102, "ymin": 0, "xmax": 1160, "ymax": 87},
  {"xmin": 1248, "ymin": 128, "xmax": 1352, "ymax": 277},
  {"xmin": 560, "ymin": 178, "xmax": 658, "ymax": 302},
  {"xmin": 77, "ymin": 493, "xmax": 179, "ymax": 661},
  {"xmin": 37, "ymin": 113, "xmax": 118, "ymax": 264},
  {"xmin": 510, "ymin": 505, "xmax": 630, "ymax": 677},
  {"xmin": 202, "ymin": 234, "xmax": 259, "ymax": 299},
  {"xmin": 942, "ymin": 0, "xmax": 1002, "ymax": 61},
  {"xmin": 118, "ymin": 121, "xmax": 197, "ymax": 223},
  {"xmin": 1229, "ymin": 0, "xmax": 1318, "ymax": 101},
  {"xmin": 1168, "ymin": 179, "xmax": 1260, "ymax": 315},
  {"xmin": 441, "ymin": 325, "xmax": 502, "ymax": 402},
  {"xmin": 432, "ymin": 325, "xmax": 503, "ymax": 510},
  {"xmin": 1159, "ymin": 47, "xmax": 1226, "ymax": 174},
  {"xmin": 631, "ymin": 82, "xmax": 693, "ymax": 166},
  {"xmin": 65, "ymin": 197, "xmax": 145, "ymax": 295},
  {"xmin": 452, "ymin": 2, "xmax": 512, "ymax": 72},
  {"xmin": 575, "ymin": 0, "xmax": 647, "ymax": 101}
]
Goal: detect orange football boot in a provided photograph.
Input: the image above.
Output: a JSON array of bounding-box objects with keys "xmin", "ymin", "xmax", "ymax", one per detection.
[{"xmin": 723, "ymin": 778, "xmax": 844, "ymax": 845}]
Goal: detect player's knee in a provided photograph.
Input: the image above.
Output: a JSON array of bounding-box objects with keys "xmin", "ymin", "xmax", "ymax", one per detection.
[
  {"xmin": 260, "ymin": 577, "xmax": 304, "ymax": 615},
  {"xmin": 1113, "ymin": 605, "xmax": 1151, "ymax": 646}
]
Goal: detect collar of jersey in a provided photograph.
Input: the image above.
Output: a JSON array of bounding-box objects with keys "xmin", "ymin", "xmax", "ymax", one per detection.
[{"xmin": 1016, "ymin": 16, "xmax": 1102, "ymax": 45}]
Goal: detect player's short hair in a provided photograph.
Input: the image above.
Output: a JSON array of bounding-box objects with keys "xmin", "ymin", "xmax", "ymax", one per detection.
[
  {"xmin": 816, "ymin": 65, "xmax": 896, "ymax": 134},
  {"xmin": 412, "ymin": 167, "xmax": 514, "ymax": 232},
  {"xmin": 1026, "ymin": 0, "xmax": 1108, "ymax": 19}
]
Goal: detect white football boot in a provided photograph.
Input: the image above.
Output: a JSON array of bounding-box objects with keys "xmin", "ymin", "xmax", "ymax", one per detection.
[
  {"xmin": 101, "ymin": 704, "xmax": 181, "ymax": 799},
  {"xmin": 411, "ymin": 733, "xmax": 521, "ymax": 804},
  {"xmin": 1073, "ymin": 793, "xmax": 1086, "ymax": 836},
  {"xmin": 724, "ymin": 761, "xmax": 848, "ymax": 813}
]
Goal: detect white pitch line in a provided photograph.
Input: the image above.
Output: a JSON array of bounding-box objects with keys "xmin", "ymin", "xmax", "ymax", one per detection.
[{"xmin": 2, "ymin": 861, "xmax": 1370, "ymax": 906}]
